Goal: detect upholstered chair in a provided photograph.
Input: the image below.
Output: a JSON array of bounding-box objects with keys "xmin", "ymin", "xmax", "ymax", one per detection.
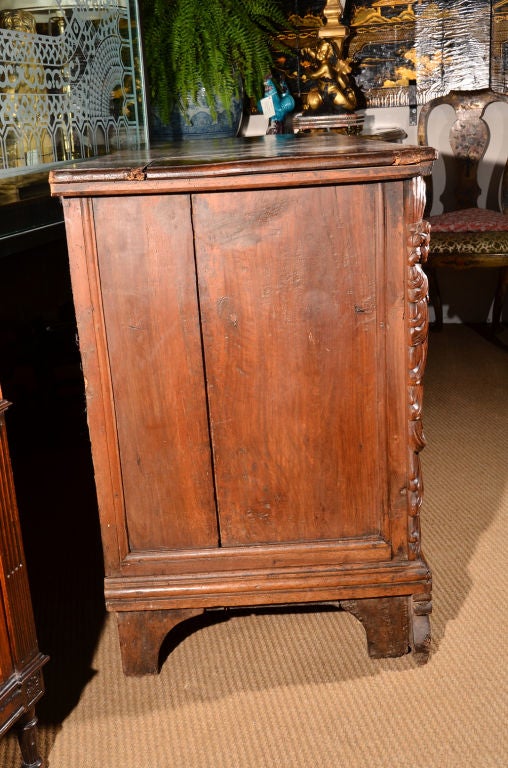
[{"xmin": 418, "ymin": 89, "xmax": 508, "ymax": 331}]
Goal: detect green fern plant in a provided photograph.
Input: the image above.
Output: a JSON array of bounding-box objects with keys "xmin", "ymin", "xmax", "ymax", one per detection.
[{"xmin": 139, "ymin": 0, "xmax": 288, "ymax": 123}]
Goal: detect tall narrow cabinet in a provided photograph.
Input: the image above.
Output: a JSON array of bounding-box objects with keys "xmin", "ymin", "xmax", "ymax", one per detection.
[
  {"xmin": 0, "ymin": 388, "xmax": 48, "ymax": 766},
  {"xmin": 50, "ymin": 135, "xmax": 436, "ymax": 676}
]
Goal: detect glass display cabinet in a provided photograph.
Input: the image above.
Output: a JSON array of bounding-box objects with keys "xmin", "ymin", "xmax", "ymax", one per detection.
[{"xmin": 0, "ymin": 0, "xmax": 146, "ymax": 253}]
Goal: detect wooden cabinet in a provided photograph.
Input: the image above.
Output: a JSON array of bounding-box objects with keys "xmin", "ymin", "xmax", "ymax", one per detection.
[
  {"xmin": 0, "ymin": 389, "xmax": 48, "ymax": 766},
  {"xmin": 50, "ymin": 134, "xmax": 436, "ymax": 676}
]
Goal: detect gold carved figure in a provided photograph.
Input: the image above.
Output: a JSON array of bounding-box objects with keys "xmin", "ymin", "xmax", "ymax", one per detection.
[
  {"xmin": 301, "ymin": 38, "xmax": 357, "ymax": 112},
  {"xmin": 299, "ymin": 0, "xmax": 357, "ymax": 113}
]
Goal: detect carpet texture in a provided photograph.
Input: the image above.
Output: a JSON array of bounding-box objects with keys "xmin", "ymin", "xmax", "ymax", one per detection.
[{"xmin": 1, "ymin": 324, "xmax": 507, "ymax": 768}]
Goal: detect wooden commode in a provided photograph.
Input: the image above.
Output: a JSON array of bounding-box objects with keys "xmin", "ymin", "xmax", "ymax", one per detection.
[{"xmin": 50, "ymin": 134, "xmax": 436, "ymax": 675}]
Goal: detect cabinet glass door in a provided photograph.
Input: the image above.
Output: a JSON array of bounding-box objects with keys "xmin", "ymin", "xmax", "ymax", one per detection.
[{"xmin": 0, "ymin": 0, "xmax": 146, "ymax": 176}]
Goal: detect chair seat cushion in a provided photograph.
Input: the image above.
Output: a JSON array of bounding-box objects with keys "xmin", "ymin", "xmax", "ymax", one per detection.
[
  {"xmin": 429, "ymin": 207, "xmax": 508, "ymax": 233},
  {"xmin": 428, "ymin": 208, "xmax": 508, "ymax": 258},
  {"xmin": 428, "ymin": 229, "xmax": 508, "ymax": 257}
]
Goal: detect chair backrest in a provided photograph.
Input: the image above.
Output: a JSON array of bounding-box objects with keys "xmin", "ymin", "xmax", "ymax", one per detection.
[{"xmin": 417, "ymin": 89, "xmax": 508, "ymax": 216}]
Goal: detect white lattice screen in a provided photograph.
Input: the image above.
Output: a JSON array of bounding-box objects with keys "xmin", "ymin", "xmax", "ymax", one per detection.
[{"xmin": 0, "ymin": 0, "xmax": 146, "ymax": 174}]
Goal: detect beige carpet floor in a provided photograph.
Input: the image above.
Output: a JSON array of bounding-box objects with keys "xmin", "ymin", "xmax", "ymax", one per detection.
[{"xmin": 1, "ymin": 323, "xmax": 507, "ymax": 768}]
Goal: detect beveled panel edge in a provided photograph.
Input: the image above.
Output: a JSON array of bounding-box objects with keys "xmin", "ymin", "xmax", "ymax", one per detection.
[
  {"xmin": 121, "ymin": 536, "xmax": 391, "ymax": 576},
  {"xmin": 104, "ymin": 557, "xmax": 432, "ymax": 612},
  {"xmin": 48, "ymin": 162, "xmax": 436, "ymax": 199},
  {"xmin": 49, "ymin": 136, "xmax": 436, "ymax": 196}
]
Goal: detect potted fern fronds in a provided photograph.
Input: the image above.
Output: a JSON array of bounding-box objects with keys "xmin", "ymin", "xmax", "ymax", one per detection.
[{"xmin": 139, "ymin": 0, "xmax": 288, "ymax": 139}]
